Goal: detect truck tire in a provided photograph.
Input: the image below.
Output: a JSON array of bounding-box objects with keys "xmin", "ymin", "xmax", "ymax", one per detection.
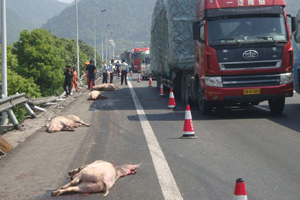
[
  {"xmin": 198, "ymin": 83, "xmax": 212, "ymax": 115},
  {"xmin": 268, "ymin": 98, "xmax": 285, "ymax": 114},
  {"xmin": 181, "ymin": 77, "xmax": 189, "ymax": 105}
]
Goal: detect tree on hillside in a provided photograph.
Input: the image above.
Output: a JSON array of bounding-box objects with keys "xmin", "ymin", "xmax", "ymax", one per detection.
[{"xmin": 12, "ymin": 29, "xmax": 66, "ymax": 97}]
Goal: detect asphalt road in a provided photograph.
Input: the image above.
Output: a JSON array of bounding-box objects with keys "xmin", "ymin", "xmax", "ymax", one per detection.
[{"xmin": 1, "ymin": 74, "xmax": 300, "ymax": 200}]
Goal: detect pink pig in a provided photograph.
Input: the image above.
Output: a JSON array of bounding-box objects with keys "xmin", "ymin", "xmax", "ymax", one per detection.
[
  {"xmin": 52, "ymin": 160, "xmax": 140, "ymax": 197},
  {"xmin": 45, "ymin": 115, "xmax": 91, "ymax": 133}
]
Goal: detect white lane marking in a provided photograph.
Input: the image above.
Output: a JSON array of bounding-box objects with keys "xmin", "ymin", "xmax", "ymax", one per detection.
[{"xmin": 128, "ymin": 80, "xmax": 183, "ymax": 200}]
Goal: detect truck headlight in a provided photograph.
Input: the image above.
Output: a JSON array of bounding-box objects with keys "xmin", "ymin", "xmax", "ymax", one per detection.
[
  {"xmin": 280, "ymin": 73, "xmax": 292, "ymax": 84},
  {"xmin": 205, "ymin": 76, "xmax": 223, "ymax": 87}
]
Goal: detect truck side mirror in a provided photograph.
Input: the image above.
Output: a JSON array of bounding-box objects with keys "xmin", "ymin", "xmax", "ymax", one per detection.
[
  {"xmin": 193, "ymin": 21, "xmax": 201, "ymax": 40},
  {"xmin": 291, "ymin": 17, "xmax": 298, "ymax": 36}
]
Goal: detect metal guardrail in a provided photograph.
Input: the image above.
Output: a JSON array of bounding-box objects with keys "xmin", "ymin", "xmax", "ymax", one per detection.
[
  {"xmin": 0, "ymin": 72, "xmax": 102, "ymax": 131},
  {"xmin": 0, "ymin": 93, "xmax": 36, "ymax": 130}
]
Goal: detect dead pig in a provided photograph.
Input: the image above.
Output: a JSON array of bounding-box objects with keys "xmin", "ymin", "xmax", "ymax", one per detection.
[
  {"xmin": 45, "ymin": 115, "xmax": 91, "ymax": 133},
  {"xmin": 88, "ymin": 91, "xmax": 107, "ymax": 100},
  {"xmin": 92, "ymin": 84, "xmax": 118, "ymax": 91},
  {"xmin": 52, "ymin": 160, "xmax": 140, "ymax": 197}
]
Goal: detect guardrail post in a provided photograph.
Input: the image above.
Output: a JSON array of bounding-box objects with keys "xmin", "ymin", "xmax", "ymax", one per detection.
[
  {"xmin": 7, "ymin": 109, "xmax": 21, "ymax": 130},
  {"xmin": 23, "ymin": 103, "xmax": 36, "ymax": 118}
]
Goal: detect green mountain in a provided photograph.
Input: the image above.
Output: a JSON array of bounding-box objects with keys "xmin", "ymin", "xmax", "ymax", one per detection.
[
  {"xmin": 42, "ymin": 0, "xmax": 156, "ymax": 53},
  {"xmin": 1, "ymin": 0, "xmax": 69, "ymax": 44}
]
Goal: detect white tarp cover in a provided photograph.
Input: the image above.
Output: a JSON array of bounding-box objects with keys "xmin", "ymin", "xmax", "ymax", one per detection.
[{"xmin": 150, "ymin": 0, "xmax": 199, "ymax": 75}]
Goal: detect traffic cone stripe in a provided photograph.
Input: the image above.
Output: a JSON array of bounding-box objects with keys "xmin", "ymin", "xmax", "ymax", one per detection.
[
  {"xmin": 148, "ymin": 76, "xmax": 153, "ymax": 87},
  {"xmin": 180, "ymin": 105, "xmax": 197, "ymax": 138},
  {"xmin": 234, "ymin": 178, "xmax": 247, "ymax": 200},
  {"xmin": 168, "ymin": 89, "xmax": 176, "ymax": 108},
  {"xmin": 159, "ymin": 82, "xmax": 165, "ymax": 96},
  {"xmin": 183, "ymin": 119, "xmax": 194, "ymax": 132}
]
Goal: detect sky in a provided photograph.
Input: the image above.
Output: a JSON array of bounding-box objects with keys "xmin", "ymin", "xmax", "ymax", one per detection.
[{"xmin": 56, "ymin": 0, "xmax": 74, "ymax": 3}]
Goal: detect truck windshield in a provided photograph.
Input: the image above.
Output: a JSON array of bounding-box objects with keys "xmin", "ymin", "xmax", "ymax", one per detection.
[
  {"xmin": 208, "ymin": 15, "xmax": 288, "ymax": 45},
  {"xmin": 134, "ymin": 53, "xmax": 141, "ymax": 59}
]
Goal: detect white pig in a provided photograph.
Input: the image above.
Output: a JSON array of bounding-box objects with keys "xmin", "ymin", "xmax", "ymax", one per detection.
[
  {"xmin": 45, "ymin": 115, "xmax": 91, "ymax": 133},
  {"xmin": 88, "ymin": 91, "xmax": 108, "ymax": 100},
  {"xmin": 52, "ymin": 160, "xmax": 140, "ymax": 197}
]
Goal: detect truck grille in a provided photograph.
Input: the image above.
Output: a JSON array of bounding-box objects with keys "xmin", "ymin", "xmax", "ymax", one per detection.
[
  {"xmin": 222, "ymin": 74, "xmax": 280, "ymax": 88},
  {"xmin": 219, "ymin": 60, "xmax": 281, "ymax": 70}
]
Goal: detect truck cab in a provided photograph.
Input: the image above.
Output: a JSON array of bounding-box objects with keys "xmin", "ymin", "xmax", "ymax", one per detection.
[{"xmin": 193, "ymin": 0, "xmax": 294, "ymax": 114}]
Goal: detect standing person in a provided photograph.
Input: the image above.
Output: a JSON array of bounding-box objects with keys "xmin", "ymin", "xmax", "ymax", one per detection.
[
  {"xmin": 84, "ymin": 61, "xmax": 91, "ymax": 88},
  {"xmin": 108, "ymin": 60, "xmax": 114, "ymax": 83},
  {"xmin": 116, "ymin": 61, "xmax": 121, "ymax": 79},
  {"xmin": 70, "ymin": 67, "xmax": 79, "ymax": 93},
  {"xmin": 102, "ymin": 62, "xmax": 108, "ymax": 83},
  {"xmin": 86, "ymin": 60, "xmax": 97, "ymax": 90},
  {"xmin": 120, "ymin": 59, "xmax": 129, "ymax": 85},
  {"xmin": 63, "ymin": 65, "xmax": 73, "ymax": 96}
]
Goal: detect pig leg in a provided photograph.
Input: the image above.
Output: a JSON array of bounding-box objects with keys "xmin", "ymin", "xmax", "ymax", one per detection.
[
  {"xmin": 59, "ymin": 176, "xmax": 80, "ymax": 189},
  {"xmin": 68, "ymin": 165, "xmax": 88, "ymax": 178},
  {"xmin": 52, "ymin": 182, "xmax": 107, "ymax": 196},
  {"xmin": 74, "ymin": 120, "xmax": 91, "ymax": 127}
]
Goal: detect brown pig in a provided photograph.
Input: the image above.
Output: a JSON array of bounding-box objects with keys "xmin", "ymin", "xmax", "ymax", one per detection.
[
  {"xmin": 52, "ymin": 160, "xmax": 140, "ymax": 197},
  {"xmin": 45, "ymin": 115, "xmax": 91, "ymax": 133},
  {"xmin": 88, "ymin": 91, "xmax": 107, "ymax": 100}
]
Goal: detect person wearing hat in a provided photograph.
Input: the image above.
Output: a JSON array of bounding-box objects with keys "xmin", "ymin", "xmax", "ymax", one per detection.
[{"xmin": 63, "ymin": 65, "xmax": 74, "ymax": 96}]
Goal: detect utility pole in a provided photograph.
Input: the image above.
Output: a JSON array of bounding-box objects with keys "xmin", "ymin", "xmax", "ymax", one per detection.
[
  {"xmin": 75, "ymin": 0, "xmax": 80, "ymax": 77},
  {"xmin": 1, "ymin": 0, "xmax": 7, "ymax": 124}
]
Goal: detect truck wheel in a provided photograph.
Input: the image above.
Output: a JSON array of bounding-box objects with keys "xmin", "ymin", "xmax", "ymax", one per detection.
[
  {"xmin": 181, "ymin": 78, "xmax": 189, "ymax": 105},
  {"xmin": 198, "ymin": 85, "xmax": 212, "ymax": 115},
  {"xmin": 268, "ymin": 98, "xmax": 285, "ymax": 114}
]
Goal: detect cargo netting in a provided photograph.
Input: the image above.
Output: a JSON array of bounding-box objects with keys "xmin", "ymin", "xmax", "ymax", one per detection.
[{"xmin": 150, "ymin": 0, "xmax": 199, "ymax": 75}]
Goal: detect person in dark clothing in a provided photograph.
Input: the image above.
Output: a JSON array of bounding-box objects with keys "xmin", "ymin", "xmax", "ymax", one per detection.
[
  {"xmin": 86, "ymin": 60, "xmax": 97, "ymax": 89},
  {"xmin": 116, "ymin": 61, "xmax": 121, "ymax": 79},
  {"xmin": 63, "ymin": 65, "xmax": 73, "ymax": 96}
]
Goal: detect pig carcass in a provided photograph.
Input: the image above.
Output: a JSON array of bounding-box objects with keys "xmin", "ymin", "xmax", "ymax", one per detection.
[
  {"xmin": 92, "ymin": 84, "xmax": 118, "ymax": 91},
  {"xmin": 45, "ymin": 115, "xmax": 91, "ymax": 133},
  {"xmin": 88, "ymin": 91, "xmax": 107, "ymax": 100},
  {"xmin": 52, "ymin": 160, "xmax": 140, "ymax": 197}
]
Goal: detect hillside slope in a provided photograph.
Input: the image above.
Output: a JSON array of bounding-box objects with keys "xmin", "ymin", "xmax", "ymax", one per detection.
[
  {"xmin": 42, "ymin": 0, "xmax": 156, "ymax": 52},
  {"xmin": 1, "ymin": 0, "xmax": 69, "ymax": 44}
]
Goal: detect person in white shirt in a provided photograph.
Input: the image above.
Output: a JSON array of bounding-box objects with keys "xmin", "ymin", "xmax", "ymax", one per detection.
[
  {"xmin": 108, "ymin": 60, "xmax": 114, "ymax": 83},
  {"xmin": 102, "ymin": 62, "xmax": 108, "ymax": 83},
  {"xmin": 120, "ymin": 59, "xmax": 129, "ymax": 85}
]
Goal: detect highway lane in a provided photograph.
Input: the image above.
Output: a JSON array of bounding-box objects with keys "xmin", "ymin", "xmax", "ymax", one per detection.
[{"xmin": 1, "ymin": 74, "xmax": 300, "ymax": 199}]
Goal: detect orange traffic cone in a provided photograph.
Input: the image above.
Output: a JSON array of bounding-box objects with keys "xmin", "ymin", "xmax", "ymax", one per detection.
[
  {"xmin": 180, "ymin": 105, "xmax": 197, "ymax": 139},
  {"xmin": 148, "ymin": 76, "xmax": 153, "ymax": 87},
  {"xmin": 168, "ymin": 89, "xmax": 176, "ymax": 109},
  {"xmin": 137, "ymin": 74, "xmax": 141, "ymax": 82},
  {"xmin": 159, "ymin": 82, "xmax": 165, "ymax": 97},
  {"xmin": 234, "ymin": 178, "xmax": 248, "ymax": 200}
]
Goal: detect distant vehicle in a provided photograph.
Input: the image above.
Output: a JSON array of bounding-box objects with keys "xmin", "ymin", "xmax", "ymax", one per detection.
[
  {"xmin": 132, "ymin": 47, "xmax": 150, "ymax": 72},
  {"xmin": 141, "ymin": 50, "xmax": 151, "ymax": 79}
]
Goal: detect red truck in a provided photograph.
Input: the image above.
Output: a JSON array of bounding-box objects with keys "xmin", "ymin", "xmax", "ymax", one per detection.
[
  {"xmin": 132, "ymin": 47, "xmax": 150, "ymax": 72},
  {"xmin": 151, "ymin": 0, "xmax": 297, "ymax": 114}
]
